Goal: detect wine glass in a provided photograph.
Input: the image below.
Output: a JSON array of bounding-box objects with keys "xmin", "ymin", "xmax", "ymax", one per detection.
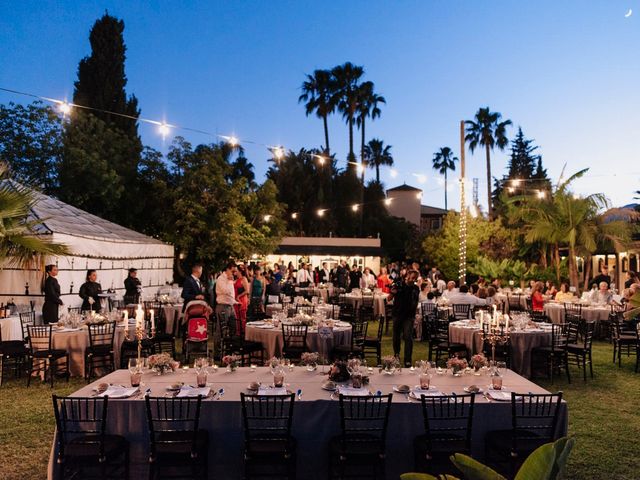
[{"xmin": 128, "ymin": 358, "xmax": 142, "ymax": 374}]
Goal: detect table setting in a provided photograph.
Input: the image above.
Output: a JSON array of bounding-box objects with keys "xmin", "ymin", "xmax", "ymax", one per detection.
[{"xmin": 48, "ymin": 354, "xmax": 567, "ymax": 480}]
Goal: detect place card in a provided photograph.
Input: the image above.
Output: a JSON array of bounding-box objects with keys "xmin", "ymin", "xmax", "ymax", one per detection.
[
  {"xmin": 257, "ymin": 386, "xmax": 288, "ymax": 396},
  {"xmin": 176, "ymin": 386, "xmax": 211, "ymax": 398}
]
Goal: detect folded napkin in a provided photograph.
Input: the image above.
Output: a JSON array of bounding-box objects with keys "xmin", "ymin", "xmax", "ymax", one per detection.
[
  {"xmin": 411, "ymin": 388, "xmax": 443, "ymax": 397},
  {"xmin": 257, "ymin": 387, "xmax": 288, "ymax": 396},
  {"xmin": 486, "ymin": 390, "xmax": 512, "ymax": 401},
  {"xmin": 176, "ymin": 386, "xmax": 211, "ymax": 398},
  {"xmin": 99, "ymin": 386, "xmax": 138, "ymax": 398},
  {"xmin": 337, "ymin": 386, "xmax": 370, "ymax": 396}
]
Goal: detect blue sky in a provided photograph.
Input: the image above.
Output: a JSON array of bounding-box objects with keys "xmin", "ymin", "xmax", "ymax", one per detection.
[{"xmin": 1, "ymin": 1, "xmax": 639, "ymax": 210}]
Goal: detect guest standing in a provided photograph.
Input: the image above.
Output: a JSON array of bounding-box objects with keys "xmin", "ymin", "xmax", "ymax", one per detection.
[
  {"xmin": 181, "ymin": 264, "xmax": 205, "ymax": 311},
  {"xmin": 359, "ymin": 267, "xmax": 376, "ymax": 290},
  {"xmin": 248, "ymin": 267, "xmax": 266, "ymax": 320},
  {"xmin": 296, "ymin": 263, "xmax": 312, "ymax": 287},
  {"xmin": 389, "ymin": 270, "xmax": 420, "ymax": 367},
  {"xmin": 377, "ymin": 267, "xmax": 391, "ymax": 293},
  {"xmin": 42, "ymin": 264, "xmax": 63, "ymax": 323},
  {"xmin": 319, "ymin": 262, "xmax": 331, "ymax": 283},
  {"xmin": 234, "ymin": 266, "xmax": 250, "ymax": 333},
  {"xmin": 215, "ymin": 262, "xmax": 238, "ymax": 335},
  {"xmin": 123, "ymin": 268, "xmax": 141, "ymax": 304},
  {"xmin": 79, "ymin": 269, "xmax": 102, "ymax": 312}
]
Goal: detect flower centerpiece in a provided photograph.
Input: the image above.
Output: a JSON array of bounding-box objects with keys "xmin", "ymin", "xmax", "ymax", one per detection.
[
  {"xmin": 222, "ymin": 354, "xmax": 241, "ymax": 372},
  {"xmin": 447, "ymin": 357, "xmax": 468, "ymax": 376},
  {"xmin": 301, "ymin": 352, "xmax": 319, "ymax": 371},
  {"xmin": 148, "ymin": 353, "xmax": 178, "ymax": 375},
  {"xmin": 329, "ymin": 360, "xmax": 350, "ymax": 383},
  {"xmin": 381, "ymin": 355, "xmax": 400, "ymax": 375},
  {"xmin": 293, "ymin": 313, "xmax": 315, "ymax": 326},
  {"xmin": 470, "ymin": 353, "xmax": 488, "ymax": 374}
]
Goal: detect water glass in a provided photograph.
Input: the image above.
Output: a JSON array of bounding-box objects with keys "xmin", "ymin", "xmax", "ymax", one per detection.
[
  {"xmin": 128, "ymin": 358, "xmax": 142, "ymax": 374},
  {"xmin": 273, "ymin": 368, "xmax": 286, "ymax": 388},
  {"xmin": 419, "ymin": 372, "xmax": 431, "ymax": 390},
  {"xmin": 130, "ymin": 370, "xmax": 142, "ymax": 387},
  {"xmin": 491, "ymin": 375, "xmax": 503, "ymax": 390},
  {"xmin": 351, "ymin": 372, "xmax": 363, "ymax": 389},
  {"xmin": 196, "ymin": 370, "xmax": 208, "ymax": 388}
]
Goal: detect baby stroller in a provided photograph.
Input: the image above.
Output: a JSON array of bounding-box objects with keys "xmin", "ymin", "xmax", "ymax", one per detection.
[{"xmin": 182, "ymin": 300, "xmax": 212, "ymax": 364}]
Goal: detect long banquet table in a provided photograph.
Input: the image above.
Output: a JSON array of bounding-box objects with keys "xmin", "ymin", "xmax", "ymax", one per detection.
[{"xmin": 48, "ymin": 366, "xmax": 567, "ymax": 479}]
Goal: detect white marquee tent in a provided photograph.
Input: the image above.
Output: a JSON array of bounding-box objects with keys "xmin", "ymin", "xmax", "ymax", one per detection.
[{"xmin": 0, "ymin": 189, "xmax": 174, "ymax": 309}]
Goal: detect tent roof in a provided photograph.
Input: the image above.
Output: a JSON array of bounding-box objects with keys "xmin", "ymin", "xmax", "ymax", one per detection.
[{"xmin": 28, "ymin": 189, "xmax": 167, "ymax": 245}]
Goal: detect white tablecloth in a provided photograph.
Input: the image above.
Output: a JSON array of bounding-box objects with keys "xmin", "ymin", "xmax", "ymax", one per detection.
[
  {"xmin": 344, "ymin": 293, "xmax": 388, "ymax": 318},
  {"xmin": 245, "ymin": 322, "xmax": 352, "ymax": 359},
  {"xmin": 543, "ymin": 303, "xmax": 610, "ymax": 324},
  {"xmin": 295, "ymin": 286, "xmax": 334, "ymax": 303},
  {"xmin": 495, "ymin": 292, "xmax": 529, "ymax": 311},
  {"xmin": 0, "ymin": 315, "xmax": 22, "ymax": 341},
  {"xmin": 449, "ymin": 320, "xmax": 553, "ymax": 378},
  {"xmin": 49, "ymin": 367, "xmax": 567, "ymax": 480}
]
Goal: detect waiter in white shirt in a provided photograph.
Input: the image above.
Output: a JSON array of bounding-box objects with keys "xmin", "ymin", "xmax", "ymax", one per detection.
[
  {"xmin": 215, "ymin": 261, "xmax": 238, "ymax": 335},
  {"xmin": 296, "ymin": 263, "xmax": 311, "ymax": 287}
]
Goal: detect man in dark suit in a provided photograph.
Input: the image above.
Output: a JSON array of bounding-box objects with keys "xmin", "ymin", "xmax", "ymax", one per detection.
[
  {"xmin": 181, "ymin": 263, "xmax": 205, "ymax": 311},
  {"xmin": 319, "ymin": 262, "xmax": 331, "ymax": 283}
]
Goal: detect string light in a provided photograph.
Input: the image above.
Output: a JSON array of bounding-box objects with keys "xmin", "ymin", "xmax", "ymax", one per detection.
[
  {"xmin": 416, "ymin": 192, "xmax": 422, "ymax": 200},
  {"xmin": 317, "ymin": 209, "xmax": 326, "ymax": 217},
  {"xmin": 221, "ymin": 135, "xmax": 239, "ymax": 147},
  {"xmin": 351, "ymin": 204, "xmax": 359, "ymax": 212},
  {"xmin": 158, "ymin": 123, "xmax": 170, "ymax": 138},
  {"xmin": 313, "ymin": 154, "xmax": 326, "ymax": 165},
  {"xmin": 57, "ymin": 101, "xmax": 71, "ymax": 116},
  {"xmin": 537, "ymin": 190, "xmax": 546, "ymax": 199},
  {"xmin": 384, "ymin": 198, "xmax": 392, "ymax": 206},
  {"xmin": 291, "ymin": 212, "xmax": 298, "ymax": 219},
  {"xmin": 507, "ymin": 186, "xmax": 515, "ymax": 193},
  {"xmin": 263, "ymin": 214, "xmax": 272, "ymax": 222},
  {"xmin": 270, "ymin": 146, "xmax": 285, "ymax": 160},
  {"xmin": 511, "ymin": 179, "xmax": 522, "ymax": 187}
]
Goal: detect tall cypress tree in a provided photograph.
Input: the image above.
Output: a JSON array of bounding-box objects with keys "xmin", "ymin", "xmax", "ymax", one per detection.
[{"xmin": 63, "ymin": 13, "xmax": 142, "ymax": 227}]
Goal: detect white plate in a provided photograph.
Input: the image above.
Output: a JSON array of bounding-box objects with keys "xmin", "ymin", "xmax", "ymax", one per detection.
[
  {"xmin": 464, "ymin": 386, "xmax": 484, "ymax": 393},
  {"xmin": 392, "ymin": 385, "xmax": 411, "ymax": 394},
  {"xmin": 321, "ymin": 383, "xmax": 337, "ymax": 391},
  {"xmin": 409, "ymin": 389, "xmax": 443, "ymax": 399}
]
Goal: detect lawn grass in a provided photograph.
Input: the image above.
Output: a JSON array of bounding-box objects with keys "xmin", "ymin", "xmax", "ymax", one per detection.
[{"xmin": 1, "ymin": 324, "xmax": 639, "ymax": 479}]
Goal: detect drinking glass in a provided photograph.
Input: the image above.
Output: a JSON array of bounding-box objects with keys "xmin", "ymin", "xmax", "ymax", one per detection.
[
  {"xmin": 496, "ymin": 361, "xmax": 507, "ymax": 375},
  {"xmin": 273, "ymin": 367, "xmax": 286, "ymax": 388},
  {"xmin": 128, "ymin": 358, "xmax": 142, "ymax": 374},
  {"xmin": 419, "ymin": 372, "xmax": 431, "ymax": 390},
  {"xmin": 196, "ymin": 370, "xmax": 208, "ymax": 388},
  {"xmin": 130, "ymin": 370, "xmax": 142, "ymax": 387},
  {"xmin": 351, "ymin": 372, "xmax": 363, "ymax": 389},
  {"xmin": 491, "ymin": 375, "xmax": 503, "ymax": 390}
]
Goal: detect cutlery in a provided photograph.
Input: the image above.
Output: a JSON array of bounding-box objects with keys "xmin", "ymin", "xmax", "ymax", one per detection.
[
  {"xmin": 296, "ymin": 388, "xmax": 302, "ymax": 401},
  {"xmin": 216, "ymin": 388, "xmax": 225, "ymax": 400}
]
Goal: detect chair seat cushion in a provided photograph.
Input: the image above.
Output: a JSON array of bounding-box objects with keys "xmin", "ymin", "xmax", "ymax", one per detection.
[
  {"xmin": 241, "ymin": 340, "xmax": 264, "ymax": 352},
  {"xmin": 245, "ymin": 436, "xmax": 297, "ymax": 457},
  {"xmin": 33, "ymin": 349, "xmax": 67, "ymax": 359},
  {"xmin": 566, "ymin": 344, "xmax": 587, "ymax": 353},
  {"xmin": 153, "ymin": 429, "xmax": 209, "ymax": 457},
  {"xmin": 485, "ymin": 429, "xmax": 547, "ymax": 456},
  {"xmin": 64, "ymin": 434, "xmax": 128, "ymax": 460},
  {"xmin": 329, "ymin": 434, "xmax": 384, "ymax": 457},
  {"xmin": 87, "ymin": 345, "xmax": 113, "ymax": 355},
  {"xmin": 363, "ymin": 338, "xmax": 380, "ymax": 346},
  {"xmin": 0, "ymin": 341, "xmax": 28, "ymax": 356}
]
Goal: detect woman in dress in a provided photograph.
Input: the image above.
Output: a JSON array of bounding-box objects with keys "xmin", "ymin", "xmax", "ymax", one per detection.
[
  {"xmin": 79, "ymin": 269, "xmax": 102, "ymax": 312},
  {"xmin": 376, "ymin": 267, "xmax": 391, "ymax": 293},
  {"xmin": 234, "ymin": 266, "xmax": 250, "ymax": 333},
  {"xmin": 42, "ymin": 264, "xmax": 63, "ymax": 323},
  {"xmin": 555, "ymin": 283, "xmax": 574, "ymax": 303},
  {"xmin": 531, "ymin": 281, "xmax": 546, "ymax": 312},
  {"xmin": 248, "ymin": 267, "xmax": 266, "ymax": 321}
]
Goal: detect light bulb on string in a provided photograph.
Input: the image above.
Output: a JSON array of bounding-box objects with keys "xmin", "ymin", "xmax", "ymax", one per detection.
[
  {"xmin": 58, "ymin": 101, "xmax": 71, "ymax": 116},
  {"xmin": 317, "ymin": 209, "xmax": 326, "ymax": 217},
  {"xmin": 158, "ymin": 123, "xmax": 171, "ymax": 139},
  {"xmin": 263, "ymin": 214, "xmax": 272, "ymax": 222},
  {"xmin": 351, "ymin": 204, "xmax": 359, "ymax": 212},
  {"xmin": 416, "ymin": 192, "xmax": 422, "ymax": 200},
  {"xmin": 384, "ymin": 198, "xmax": 392, "ymax": 206},
  {"xmin": 270, "ymin": 146, "xmax": 285, "ymax": 160},
  {"xmin": 536, "ymin": 190, "xmax": 546, "ymax": 199},
  {"xmin": 313, "ymin": 154, "xmax": 326, "ymax": 165},
  {"xmin": 291, "ymin": 212, "xmax": 298, "ymax": 219},
  {"xmin": 223, "ymin": 135, "xmax": 239, "ymax": 147}
]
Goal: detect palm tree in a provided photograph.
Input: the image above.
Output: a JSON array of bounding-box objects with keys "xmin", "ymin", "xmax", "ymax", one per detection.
[
  {"xmin": 331, "ymin": 62, "xmax": 364, "ymax": 166},
  {"xmin": 298, "ymin": 69, "xmax": 335, "ymax": 155},
  {"xmin": 465, "ymin": 107, "xmax": 512, "ymax": 217},
  {"xmin": 432, "ymin": 147, "xmax": 458, "ymax": 210},
  {"xmin": 0, "ymin": 164, "xmax": 68, "ymax": 267},
  {"xmin": 356, "ymin": 81, "xmax": 385, "ymax": 182},
  {"xmin": 364, "ymin": 139, "xmax": 393, "ymax": 184}
]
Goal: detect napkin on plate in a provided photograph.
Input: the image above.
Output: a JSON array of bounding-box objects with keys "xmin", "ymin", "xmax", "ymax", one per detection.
[
  {"xmin": 486, "ymin": 390, "xmax": 512, "ymax": 401},
  {"xmin": 98, "ymin": 386, "xmax": 139, "ymax": 398},
  {"xmin": 411, "ymin": 388, "xmax": 443, "ymax": 397},
  {"xmin": 257, "ymin": 387, "xmax": 288, "ymax": 396},
  {"xmin": 176, "ymin": 386, "xmax": 211, "ymax": 398},
  {"xmin": 337, "ymin": 386, "xmax": 370, "ymax": 396}
]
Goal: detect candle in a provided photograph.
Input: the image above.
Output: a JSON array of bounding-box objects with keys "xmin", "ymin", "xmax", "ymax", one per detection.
[
  {"xmin": 479, "ymin": 310, "xmax": 484, "ymax": 328},
  {"xmin": 150, "ymin": 310, "xmax": 155, "ymax": 331},
  {"xmin": 504, "ymin": 314, "xmax": 509, "ymax": 331}
]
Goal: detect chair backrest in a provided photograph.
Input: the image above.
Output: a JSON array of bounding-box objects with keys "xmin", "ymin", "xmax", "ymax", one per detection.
[
  {"xmin": 550, "ymin": 323, "xmax": 569, "ymax": 351},
  {"xmin": 563, "ymin": 303, "xmax": 583, "ymax": 323},
  {"xmin": 52, "ymin": 395, "xmax": 108, "ymax": 460},
  {"xmin": 420, "ymin": 394, "xmax": 475, "ymax": 454},
  {"xmin": 187, "ymin": 317, "xmax": 208, "ymax": 342},
  {"xmin": 88, "ymin": 322, "xmax": 116, "ymax": 349},
  {"xmin": 240, "ymin": 393, "xmax": 294, "ymax": 444},
  {"xmin": 145, "ymin": 395, "xmax": 203, "ymax": 459},
  {"xmin": 576, "ymin": 321, "xmax": 595, "ymax": 349},
  {"xmin": 508, "ymin": 294, "xmax": 522, "ymax": 309},
  {"xmin": 282, "ymin": 324, "xmax": 308, "ymax": 349},
  {"xmin": 351, "ymin": 320, "xmax": 368, "ymax": 348},
  {"xmin": 361, "ymin": 295, "xmax": 374, "ymax": 308},
  {"xmin": 296, "ymin": 305, "xmax": 315, "ymax": 315},
  {"xmin": 374, "ymin": 315, "xmax": 385, "ymax": 341},
  {"xmin": 511, "ymin": 392, "xmax": 563, "ymax": 452},
  {"xmin": 566, "ymin": 319, "xmax": 581, "ymax": 344},
  {"xmin": 19, "ymin": 310, "xmax": 36, "ymax": 341},
  {"xmin": 68, "ymin": 307, "xmax": 83, "ymax": 315},
  {"xmin": 421, "ymin": 302, "xmax": 437, "ymax": 317},
  {"xmin": 452, "ymin": 304, "xmax": 471, "ymax": 320},
  {"xmin": 434, "ymin": 318, "xmax": 450, "ymax": 343},
  {"xmin": 28, "ymin": 325, "xmax": 53, "ymax": 353},
  {"xmin": 338, "ymin": 394, "xmax": 392, "ymax": 449}
]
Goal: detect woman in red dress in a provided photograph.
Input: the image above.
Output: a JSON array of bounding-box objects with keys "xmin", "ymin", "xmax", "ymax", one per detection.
[
  {"xmin": 234, "ymin": 266, "xmax": 250, "ymax": 333},
  {"xmin": 376, "ymin": 266, "xmax": 392, "ymax": 293},
  {"xmin": 532, "ymin": 281, "xmax": 546, "ymax": 312}
]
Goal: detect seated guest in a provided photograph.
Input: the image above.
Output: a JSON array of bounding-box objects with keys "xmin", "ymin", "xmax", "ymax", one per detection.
[
  {"xmin": 554, "ymin": 282, "xmax": 573, "ymax": 302},
  {"xmin": 265, "ymin": 272, "xmax": 282, "ymax": 298},
  {"xmin": 544, "ymin": 281, "xmax": 558, "ymax": 298},
  {"xmin": 531, "ymin": 281, "xmax": 545, "ymax": 311},
  {"xmin": 418, "ymin": 282, "xmax": 433, "ymax": 303},
  {"xmin": 625, "ymin": 271, "xmax": 638, "ymax": 289},
  {"xmin": 360, "ymin": 267, "xmax": 376, "ymax": 290},
  {"xmin": 377, "ymin": 267, "xmax": 391, "ymax": 293},
  {"xmin": 591, "ymin": 281, "xmax": 613, "ymax": 305},
  {"xmin": 476, "ymin": 287, "xmax": 488, "ymax": 300},
  {"xmin": 469, "ymin": 283, "xmax": 480, "ymax": 296},
  {"xmin": 447, "ymin": 284, "xmax": 487, "ymax": 306},
  {"xmin": 486, "ymin": 286, "xmax": 498, "ymax": 305},
  {"xmin": 441, "ymin": 281, "xmax": 457, "ymax": 300},
  {"xmin": 79, "ymin": 269, "xmax": 102, "ymax": 312}
]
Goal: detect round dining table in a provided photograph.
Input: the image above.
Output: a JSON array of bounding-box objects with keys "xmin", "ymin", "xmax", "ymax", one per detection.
[
  {"xmin": 245, "ymin": 320, "xmax": 352, "ymax": 360},
  {"xmin": 543, "ymin": 302, "xmax": 611, "ymax": 324},
  {"xmin": 449, "ymin": 319, "xmax": 553, "ymax": 378},
  {"xmin": 343, "ymin": 293, "xmax": 388, "ymax": 318}
]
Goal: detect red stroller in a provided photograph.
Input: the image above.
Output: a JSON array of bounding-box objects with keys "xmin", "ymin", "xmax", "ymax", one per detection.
[{"xmin": 182, "ymin": 301, "xmax": 212, "ymax": 364}]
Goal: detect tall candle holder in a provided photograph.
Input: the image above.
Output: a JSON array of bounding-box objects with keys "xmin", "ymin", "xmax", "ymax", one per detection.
[
  {"xmin": 483, "ymin": 314, "xmax": 510, "ymax": 363},
  {"xmin": 123, "ymin": 305, "xmax": 156, "ymax": 365}
]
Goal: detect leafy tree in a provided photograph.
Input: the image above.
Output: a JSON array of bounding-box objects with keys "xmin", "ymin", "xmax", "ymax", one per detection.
[
  {"xmin": 331, "ymin": 62, "xmax": 364, "ymax": 164},
  {"xmin": 0, "ymin": 164, "xmax": 68, "ymax": 267},
  {"xmin": 422, "ymin": 212, "xmax": 517, "ymax": 281},
  {"xmin": 432, "ymin": 147, "xmax": 458, "ymax": 210},
  {"xmin": 465, "ymin": 107, "xmax": 512, "ymax": 218},
  {"xmin": 167, "ymin": 139, "xmax": 285, "ymax": 270},
  {"xmin": 71, "ymin": 12, "xmax": 142, "ymax": 227},
  {"xmin": 135, "ymin": 147, "xmax": 176, "ymax": 237},
  {"xmin": 298, "ymin": 69, "xmax": 335, "ymax": 155},
  {"xmin": 58, "ymin": 112, "xmax": 129, "ymax": 219},
  {"xmin": 0, "ymin": 101, "xmax": 62, "ymax": 192},
  {"xmin": 364, "ymin": 138, "xmax": 393, "ymax": 184}
]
